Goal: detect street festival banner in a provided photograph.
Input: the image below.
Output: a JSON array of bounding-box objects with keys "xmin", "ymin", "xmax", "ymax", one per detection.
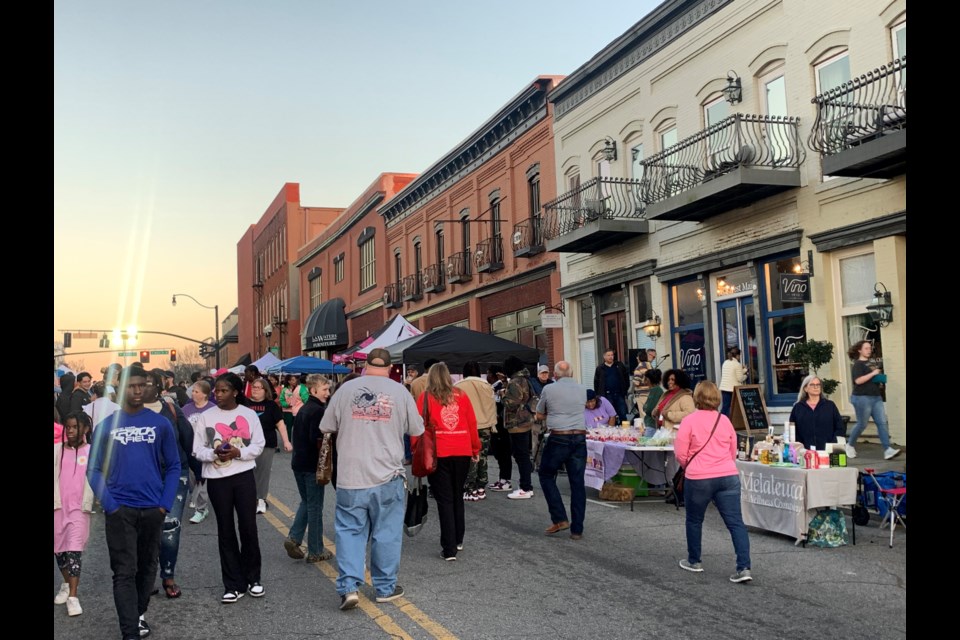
[
  {"xmin": 585, "ymin": 439, "xmax": 606, "ymax": 490},
  {"xmin": 738, "ymin": 463, "xmax": 807, "ymax": 541}
]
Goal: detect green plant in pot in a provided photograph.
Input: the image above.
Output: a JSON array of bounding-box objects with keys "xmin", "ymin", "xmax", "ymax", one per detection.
[{"xmin": 788, "ymin": 339, "xmax": 840, "ymax": 396}]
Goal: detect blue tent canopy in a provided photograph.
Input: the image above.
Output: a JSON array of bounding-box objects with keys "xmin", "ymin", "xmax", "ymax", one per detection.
[{"xmin": 265, "ymin": 355, "xmax": 351, "ymax": 375}]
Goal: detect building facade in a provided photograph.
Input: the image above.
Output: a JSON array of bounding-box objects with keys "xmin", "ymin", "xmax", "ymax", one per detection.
[
  {"xmin": 547, "ymin": 0, "xmax": 906, "ymax": 440},
  {"xmin": 377, "ymin": 76, "xmax": 566, "ymax": 370},
  {"xmin": 236, "ymin": 183, "xmax": 345, "ymax": 363}
]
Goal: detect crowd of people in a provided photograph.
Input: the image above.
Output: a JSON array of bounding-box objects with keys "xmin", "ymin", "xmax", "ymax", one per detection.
[{"xmin": 55, "ymin": 340, "xmax": 901, "ymax": 635}]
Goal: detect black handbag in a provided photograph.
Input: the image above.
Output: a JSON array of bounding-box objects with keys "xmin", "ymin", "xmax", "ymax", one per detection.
[
  {"xmin": 403, "ymin": 477, "xmax": 429, "ymax": 537},
  {"xmin": 670, "ymin": 413, "xmax": 722, "ymax": 508}
]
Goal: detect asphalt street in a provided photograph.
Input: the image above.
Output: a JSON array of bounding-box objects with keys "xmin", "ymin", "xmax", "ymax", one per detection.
[{"xmin": 54, "ymin": 453, "xmax": 906, "ymax": 639}]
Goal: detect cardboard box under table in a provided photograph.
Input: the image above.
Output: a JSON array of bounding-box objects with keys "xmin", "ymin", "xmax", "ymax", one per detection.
[
  {"xmin": 735, "ymin": 460, "xmax": 858, "ymax": 544},
  {"xmin": 585, "ymin": 440, "xmax": 676, "ymax": 510}
]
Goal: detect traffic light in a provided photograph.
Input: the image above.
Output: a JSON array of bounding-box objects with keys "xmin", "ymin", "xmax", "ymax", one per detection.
[
  {"xmin": 63, "ymin": 332, "xmax": 72, "ymax": 348},
  {"xmin": 170, "ymin": 349, "xmax": 177, "ymax": 362},
  {"xmin": 139, "ymin": 350, "xmax": 150, "ymax": 363}
]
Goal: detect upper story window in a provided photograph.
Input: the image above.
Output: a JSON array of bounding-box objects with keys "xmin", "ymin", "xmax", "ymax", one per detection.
[
  {"xmin": 631, "ymin": 144, "xmax": 644, "ymax": 181},
  {"xmin": 334, "ymin": 253, "xmax": 344, "ymax": 283},
  {"xmin": 489, "ymin": 193, "xmax": 502, "ymax": 238},
  {"xmin": 815, "ymin": 50, "xmax": 850, "ymax": 94},
  {"xmin": 459, "ymin": 210, "xmax": 470, "ymax": 252},
  {"xmin": 309, "ymin": 276, "xmax": 322, "ymax": 311},
  {"xmin": 413, "ymin": 239, "xmax": 422, "ymax": 274},
  {"xmin": 359, "ymin": 239, "xmax": 376, "ymax": 291},
  {"xmin": 528, "ymin": 172, "xmax": 541, "ymax": 220},
  {"xmin": 892, "ymin": 20, "xmax": 906, "ymax": 87},
  {"xmin": 393, "ymin": 251, "xmax": 402, "ymax": 285},
  {"xmin": 435, "ymin": 228, "xmax": 444, "ymax": 264},
  {"xmin": 659, "ymin": 125, "xmax": 678, "ymax": 152},
  {"xmin": 762, "ymin": 70, "xmax": 787, "ymax": 117}
]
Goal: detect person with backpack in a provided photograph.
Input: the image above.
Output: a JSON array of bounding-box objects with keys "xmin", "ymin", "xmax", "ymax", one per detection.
[{"xmin": 502, "ymin": 356, "xmax": 536, "ymax": 501}]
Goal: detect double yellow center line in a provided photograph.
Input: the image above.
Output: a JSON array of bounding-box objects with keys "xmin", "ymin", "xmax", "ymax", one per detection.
[{"xmin": 264, "ymin": 493, "xmax": 458, "ymax": 640}]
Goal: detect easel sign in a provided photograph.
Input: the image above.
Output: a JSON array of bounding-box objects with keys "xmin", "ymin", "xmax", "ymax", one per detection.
[{"xmin": 731, "ymin": 385, "xmax": 770, "ymax": 432}]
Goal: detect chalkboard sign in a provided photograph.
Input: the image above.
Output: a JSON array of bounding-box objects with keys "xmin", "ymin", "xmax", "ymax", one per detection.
[{"xmin": 731, "ymin": 385, "xmax": 769, "ymax": 431}]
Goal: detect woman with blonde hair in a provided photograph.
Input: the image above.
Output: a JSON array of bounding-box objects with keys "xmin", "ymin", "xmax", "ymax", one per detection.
[
  {"xmin": 675, "ymin": 381, "xmax": 752, "ymax": 583},
  {"xmin": 412, "ymin": 362, "xmax": 480, "ymax": 561}
]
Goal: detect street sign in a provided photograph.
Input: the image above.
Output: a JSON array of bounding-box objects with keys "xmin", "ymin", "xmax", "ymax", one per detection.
[
  {"xmin": 150, "ymin": 350, "xmax": 169, "ymax": 355},
  {"xmin": 74, "ymin": 331, "xmax": 99, "ymax": 339},
  {"xmin": 118, "ymin": 351, "xmax": 137, "ymax": 356}
]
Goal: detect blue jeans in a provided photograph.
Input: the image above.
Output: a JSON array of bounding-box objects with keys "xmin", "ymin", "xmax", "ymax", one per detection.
[
  {"xmin": 159, "ymin": 472, "xmax": 190, "ymax": 580},
  {"xmin": 721, "ymin": 391, "xmax": 733, "ymax": 417},
  {"xmin": 848, "ymin": 394, "xmax": 892, "ymax": 449},
  {"xmin": 684, "ymin": 474, "xmax": 751, "ymax": 572},
  {"xmin": 537, "ymin": 434, "xmax": 587, "ymax": 535},
  {"xmin": 289, "ymin": 470, "xmax": 327, "ymax": 556},
  {"xmin": 606, "ymin": 393, "xmax": 629, "ymax": 423},
  {"xmin": 334, "ymin": 476, "xmax": 405, "ymax": 598}
]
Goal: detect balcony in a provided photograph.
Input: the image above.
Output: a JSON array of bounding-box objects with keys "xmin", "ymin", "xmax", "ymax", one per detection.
[
  {"xmin": 808, "ymin": 56, "xmax": 906, "ymax": 179},
  {"xmin": 446, "ymin": 249, "xmax": 472, "ymax": 284},
  {"xmin": 542, "ymin": 177, "xmax": 648, "ymax": 253},
  {"xmin": 401, "ymin": 273, "xmax": 422, "ymax": 302},
  {"xmin": 640, "ymin": 115, "xmax": 804, "ymax": 222},
  {"xmin": 382, "ymin": 282, "xmax": 402, "ymax": 309},
  {"xmin": 475, "ymin": 235, "xmax": 504, "ymax": 273},
  {"xmin": 422, "ymin": 263, "xmax": 445, "ymax": 294},
  {"xmin": 511, "ymin": 218, "xmax": 545, "ymax": 257}
]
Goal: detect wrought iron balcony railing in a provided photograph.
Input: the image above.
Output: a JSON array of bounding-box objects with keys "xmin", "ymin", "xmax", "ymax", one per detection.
[
  {"xmin": 382, "ymin": 282, "xmax": 402, "ymax": 309},
  {"xmin": 422, "ymin": 262, "xmax": 445, "ymax": 293},
  {"xmin": 639, "ymin": 114, "xmax": 804, "ymax": 204},
  {"xmin": 401, "ymin": 273, "xmax": 422, "ymax": 301},
  {"xmin": 475, "ymin": 235, "xmax": 504, "ymax": 273},
  {"xmin": 446, "ymin": 249, "xmax": 472, "ymax": 284},
  {"xmin": 511, "ymin": 218, "xmax": 545, "ymax": 257},
  {"xmin": 542, "ymin": 177, "xmax": 646, "ymax": 241},
  {"xmin": 808, "ymin": 56, "xmax": 906, "ymax": 156}
]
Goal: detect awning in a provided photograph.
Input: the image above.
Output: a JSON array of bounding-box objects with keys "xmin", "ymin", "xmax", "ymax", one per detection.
[
  {"xmin": 232, "ymin": 353, "xmax": 252, "ymax": 367},
  {"xmin": 301, "ymin": 298, "xmax": 349, "ymax": 351}
]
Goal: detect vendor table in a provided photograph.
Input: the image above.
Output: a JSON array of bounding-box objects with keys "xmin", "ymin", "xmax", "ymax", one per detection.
[
  {"xmin": 735, "ymin": 460, "xmax": 859, "ymax": 544},
  {"xmin": 585, "ymin": 440, "xmax": 676, "ymax": 510}
]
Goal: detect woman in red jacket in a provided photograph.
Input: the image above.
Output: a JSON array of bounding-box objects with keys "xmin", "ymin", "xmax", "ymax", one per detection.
[{"xmin": 413, "ymin": 362, "xmax": 480, "ymax": 561}]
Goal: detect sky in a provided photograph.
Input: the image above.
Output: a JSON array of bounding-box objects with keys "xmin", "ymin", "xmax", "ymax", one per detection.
[{"xmin": 54, "ymin": 0, "xmax": 661, "ymax": 376}]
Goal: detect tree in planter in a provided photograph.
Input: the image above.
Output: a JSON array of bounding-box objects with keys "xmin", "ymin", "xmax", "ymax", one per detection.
[{"xmin": 788, "ymin": 340, "xmax": 840, "ymax": 396}]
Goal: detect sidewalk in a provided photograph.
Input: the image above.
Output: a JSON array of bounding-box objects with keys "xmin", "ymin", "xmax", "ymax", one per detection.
[{"xmin": 846, "ymin": 440, "xmax": 906, "ymax": 474}]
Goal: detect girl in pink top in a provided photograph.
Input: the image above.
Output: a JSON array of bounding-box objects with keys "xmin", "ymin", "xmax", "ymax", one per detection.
[
  {"xmin": 674, "ymin": 381, "xmax": 752, "ymax": 583},
  {"xmin": 54, "ymin": 411, "xmax": 95, "ymax": 615}
]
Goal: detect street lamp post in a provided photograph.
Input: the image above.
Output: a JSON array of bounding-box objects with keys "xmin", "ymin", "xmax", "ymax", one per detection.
[{"xmin": 172, "ymin": 294, "xmax": 220, "ymax": 369}]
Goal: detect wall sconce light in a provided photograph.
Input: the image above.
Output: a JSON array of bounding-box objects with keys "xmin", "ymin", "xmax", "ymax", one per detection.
[
  {"xmin": 602, "ymin": 137, "xmax": 618, "ymax": 162},
  {"xmin": 722, "ymin": 71, "xmax": 742, "ymax": 105},
  {"xmin": 866, "ymin": 282, "xmax": 894, "ymax": 327},
  {"xmin": 643, "ymin": 314, "xmax": 662, "ymax": 339}
]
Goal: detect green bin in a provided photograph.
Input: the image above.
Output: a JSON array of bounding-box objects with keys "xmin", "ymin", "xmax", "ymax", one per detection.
[{"xmin": 612, "ymin": 464, "xmax": 648, "ymax": 497}]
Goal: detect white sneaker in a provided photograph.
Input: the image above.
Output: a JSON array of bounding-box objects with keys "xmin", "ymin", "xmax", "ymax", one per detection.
[
  {"xmin": 884, "ymin": 447, "xmax": 902, "ymax": 460},
  {"xmin": 189, "ymin": 509, "xmax": 208, "ymax": 524},
  {"xmin": 256, "ymin": 499, "xmax": 267, "ymax": 514},
  {"xmin": 54, "ymin": 582, "xmax": 70, "ymax": 604},
  {"xmin": 189, "ymin": 500, "xmax": 196, "ymax": 509},
  {"xmin": 66, "ymin": 596, "xmax": 83, "ymax": 616},
  {"xmin": 507, "ymin": 489, "xmax": 534, "ymax": 500},
  {"xmin": 845, "ymin": 445, "xmax": 857, "ymax": 459},
  {"xmin": 488, "ymin": 480, "xmax": 512, "ymax": 492}
]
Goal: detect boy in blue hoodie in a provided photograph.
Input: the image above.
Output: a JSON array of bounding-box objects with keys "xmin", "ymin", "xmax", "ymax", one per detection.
[{"xmin": 88, "ymin": 364, "xmax": 181, "ymax": 640}]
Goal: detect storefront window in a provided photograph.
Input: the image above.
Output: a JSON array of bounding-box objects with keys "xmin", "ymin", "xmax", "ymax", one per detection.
[
  {"xmin": 768, "ymin": 256, "xmax": 805, "ymax": 312},
  {"xmin": 490, "ymin": 305, "xmax": 545, "ymax": 353},
  {"xmin": 579, "ymin": 298, "xmax": 594, "ymax": 334},
  {"xmin": 761, "ymin": 254, "xmax": 808, "ymax": 402},
  {"xmin": 671, "ymin": 280, "xmax": 707, "ymax": 385},
  {"xmin": 836, "ymin": 249, "xmax": 882, "ymax": 395},
  {"xmin": 634, "ymin": 281, "xmax": 652, "ymax": 323},
  {"xmin": 715, "ymin": 266, "xmax": 756, "ymax": 298},
  {"xmin": 675, "ymin": 281, "xmax": 703, "ymax": 326},
  {"xmin": 598, "ymin": 289, "xmax": 625, "ymax": 313},
  {"xmin": 677, "ymin": 328, "xmax": 707, "ymax": 385},
  {"xmin": 768, "ymin": 314, "xmax": 806, "ymax": 397}
]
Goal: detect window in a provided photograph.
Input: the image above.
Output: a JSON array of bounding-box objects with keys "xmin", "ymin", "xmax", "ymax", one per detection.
[
  {"xmin": 892, "ymin": 20, "xmax": 906, "ymax": 87},
  {"xmin": 414, "ymin": 240, "xmax": 422, "ymax": 275},
  {"xmin": 815, "ymin": 50, "xmax": 851, "ymax": 94},
  {"xmin": 528, "ymin": 173, "xmax": 541, "ymax": 220},
  {"xmin": 491, "ymin": 305, "xmax": 546, "ymax": 359},
  {"xmin": 490, "ymin": 195, "xmax": 501, "ymax": 238},
  {"xmin": 459, "ymin": 209, "xmax": 470, "ymax": 253},
  {"xmin": 631, "ymin": 144, "xmax": 644, "ymax": 181},
  {"xmin": 633, "ymin": 280, "xmax": 656, "ymax": 350},
  {"xmin": 309, "ymin": 276, "xmax": 322, "ymax": 311},
  {"xmin": 394, "ymin": 251, "xmax": 402, "ymax": 285},
  {"xmin": 334, "ymin": 254, "xmax": 344, "ymax": 283},
  {"xmin": 670, "ymin": 280, "xmax": 706, "ymax": 385},
  {"xmin": 659, "ymin": 126, "xmax": 677, "ymax": 152},
  {"xmin": 435, "ymin": 228, "xmax": 444, "ymax": 264},
  {"xmin": 360, "ymin": 240, "xmax": 376, "ymax": 291},
  {"xmin": 577, "ymin": 297, "xmax": 596, "ymax": 386},
  {"xmin": 704, "ymin": 96, "xmax": 730, "ymax": 160},
  {"xmin": 836, "ymin": 249, "xmax": 883, "ymax": 392},
  {"xmin": 762, "ymin": 256, "xmax": 807, "ymax": 399}
]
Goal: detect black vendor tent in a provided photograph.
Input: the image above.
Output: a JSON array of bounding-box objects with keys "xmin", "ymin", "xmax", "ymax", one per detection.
[{"xmin": 387, "ymin": 326, "xmax": 540, "ymax": 371}]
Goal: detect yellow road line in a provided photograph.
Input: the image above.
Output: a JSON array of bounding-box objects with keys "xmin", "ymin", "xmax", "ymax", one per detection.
[{"xmin": 266, "ymin": 493, "xmax": 459, "ymax": 640}]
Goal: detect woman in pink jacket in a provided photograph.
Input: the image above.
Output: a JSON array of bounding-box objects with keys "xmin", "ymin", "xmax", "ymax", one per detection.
[
  {"xmin": 413, "ymin": 362, "xmax": 480, "ymax": 561},
  {"xmin": 674, "ymin": 381, "xmax": 752, "ymax": 583}
]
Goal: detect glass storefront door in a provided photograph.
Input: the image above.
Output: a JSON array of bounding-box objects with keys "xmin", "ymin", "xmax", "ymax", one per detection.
[
  {"xmin": 716, "ymin": 297, "xmax": 758, "ymax": 383},
  {"xmin": 602, "ymin": 310, "xmax": 628, "ymax": 364}
]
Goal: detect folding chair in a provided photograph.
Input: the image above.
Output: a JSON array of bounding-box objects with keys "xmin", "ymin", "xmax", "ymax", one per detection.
[{"xmin": 863, "ymin": 468, "xmax": 906, "ymax": 548}]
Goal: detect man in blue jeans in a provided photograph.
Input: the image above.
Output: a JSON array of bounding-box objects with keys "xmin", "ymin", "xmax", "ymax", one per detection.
[
  {"xmin": 320, "ymin": 349, "xmax": 424, "ymax": 610},
  {"xmin": 535, "ymin": 361, "xmax": 589, "ymax": 539},
  {"xmin": 594, "ymin": 349, "xmax": 630, "ymax": 423}
]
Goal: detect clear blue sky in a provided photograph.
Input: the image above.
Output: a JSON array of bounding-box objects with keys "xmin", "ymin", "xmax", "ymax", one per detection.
[{"xmin": 54, "ymin": 0, "xmax": 660, "ymax": 372}]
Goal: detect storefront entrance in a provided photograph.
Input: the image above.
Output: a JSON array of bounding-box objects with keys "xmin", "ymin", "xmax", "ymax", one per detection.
[
  {"xmin": 716, "ymin": 297, "xmax": 758, "ymax": 383},
  {"xmin": 602, "ymin": 310, "xmax": 628, "ymax": 364}
]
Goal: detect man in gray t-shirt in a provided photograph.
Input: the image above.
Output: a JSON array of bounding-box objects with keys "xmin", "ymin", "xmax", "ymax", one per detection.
[
  {"xmin": 535, "ymin": 361, "xmax": 589, "ymax": 539},
  {"xmin": 320, "ymin": 348, "xmax": 424, "ymax": 610}
]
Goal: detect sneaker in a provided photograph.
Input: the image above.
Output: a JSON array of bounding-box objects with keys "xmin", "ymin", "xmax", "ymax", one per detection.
[
  {"xmin": 444, "ymin": 555, "xmax": 457, "ymax": 562},
  {"xmin": 189, "ymin": 509, "xmax": 208, "ymax": 524},
  {"xmin": 66, "ymin": 596, "xmax": 83, "ymax": 616},
  {"xmin": 375, "ymin": 584, "xmax": 405, "ymax": 603},
  {"xmin": 306, "ymin": 551, "xmax": 333, "ymax": 563},
  {"xmin": 138, "ymin": 615, "xmax": 151, "ymax": 637},
  {"xmin": 845, "ymin": 445, "xmax": 858, "ymax": 459},
  {"xmin": 284, "ymin": 537, "xmax": 306, "ymax": 560},
  {"xmin": 488, "ymin": 480, "xmax": 512, "ymax": 492},
  {"xmin": 475, "ymin": 488, "xmax": 487, "ymax": 500},
  {"xmin": 679, "ymin": 559, "xmax": 703, "ymax": 573},
  {"xmin": 256, "ymin": 499, "xmax": 267, "ymax": 514},
  {"xmin": 248, "ymin": 582, "xmax": 265, "ymax": 598},
  {"xmin": 189, "ymin": 500, "xmax": 196, "ymax": 509},
  {"xmin": 507, "ymin": 489, "xmax": 533, "ymax": 500},
  {"xmin": 54, "ymin": 582, "xmax": 70, "ymax": 604},
  {"xmin": 463, "ymin": 491, "xmax": 478, "ymax": 502},
  {"xmin": 884, "ymin": 447, "xmax": 902, "ymax": 460},
  {"xmin": 221, "ymin": 590, "xmax": 245, "ymax": 604},
  {"xmin": 729, "ymin": 569, "xmax": 753, "ymax": 583},
  {"xmin": 339, "ymin": 591, "xmax": 359, "ymax": 610}
]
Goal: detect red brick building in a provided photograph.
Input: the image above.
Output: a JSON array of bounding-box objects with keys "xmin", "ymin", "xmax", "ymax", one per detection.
[
  {"xmin": 236, "ymin": 183, "xmax": 344, "ymax": 363},
  {"xmin": 377, "ymin": 76, "xmax": 566, "ymax": 369}
]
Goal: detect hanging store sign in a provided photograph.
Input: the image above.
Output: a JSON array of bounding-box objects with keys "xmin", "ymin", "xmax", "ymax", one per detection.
[
  {"xmin": 778, "ymin": 273, "xmax": 810, "ymax": 303},
  {"xmin": 541, "ymin": 313, "xmax": 563, "ymax": 328}
]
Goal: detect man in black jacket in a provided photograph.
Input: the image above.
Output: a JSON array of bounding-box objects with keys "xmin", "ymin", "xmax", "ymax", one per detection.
[
  {"xmin": 69, "ymin": 371, "xmax": 94, "ymax": 414},
  {"xmin": 593, "ymin": 350, "xmax": 630, "ymax": 423}
]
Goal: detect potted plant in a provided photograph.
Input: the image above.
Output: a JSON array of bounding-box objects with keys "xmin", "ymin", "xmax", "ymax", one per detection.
[{"xmin": 788, "ymin": 339, "xmax": 840, "ymax": 396}]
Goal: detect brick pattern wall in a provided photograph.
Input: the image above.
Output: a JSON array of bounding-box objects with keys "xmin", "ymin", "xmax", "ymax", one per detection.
[
  {"xmin": 349, "ymin": 310, "xmax": 383, "ymax": 345},
  {"xmin": 423, "ymin": 304, "xmax": 469, "ymax": 330}
]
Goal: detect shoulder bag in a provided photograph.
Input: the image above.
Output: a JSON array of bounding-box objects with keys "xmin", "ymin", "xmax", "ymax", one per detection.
[
  {"xmin": 671, "ymin": 412, "xmax": 722, "ymax": 506},
  {"xmin": 412, "ymin": 393, "xmax": 438, "ymax": 478},
  {"xmin": 316, "ymin": 433, "xmax": 334, "ymax": 485}
]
